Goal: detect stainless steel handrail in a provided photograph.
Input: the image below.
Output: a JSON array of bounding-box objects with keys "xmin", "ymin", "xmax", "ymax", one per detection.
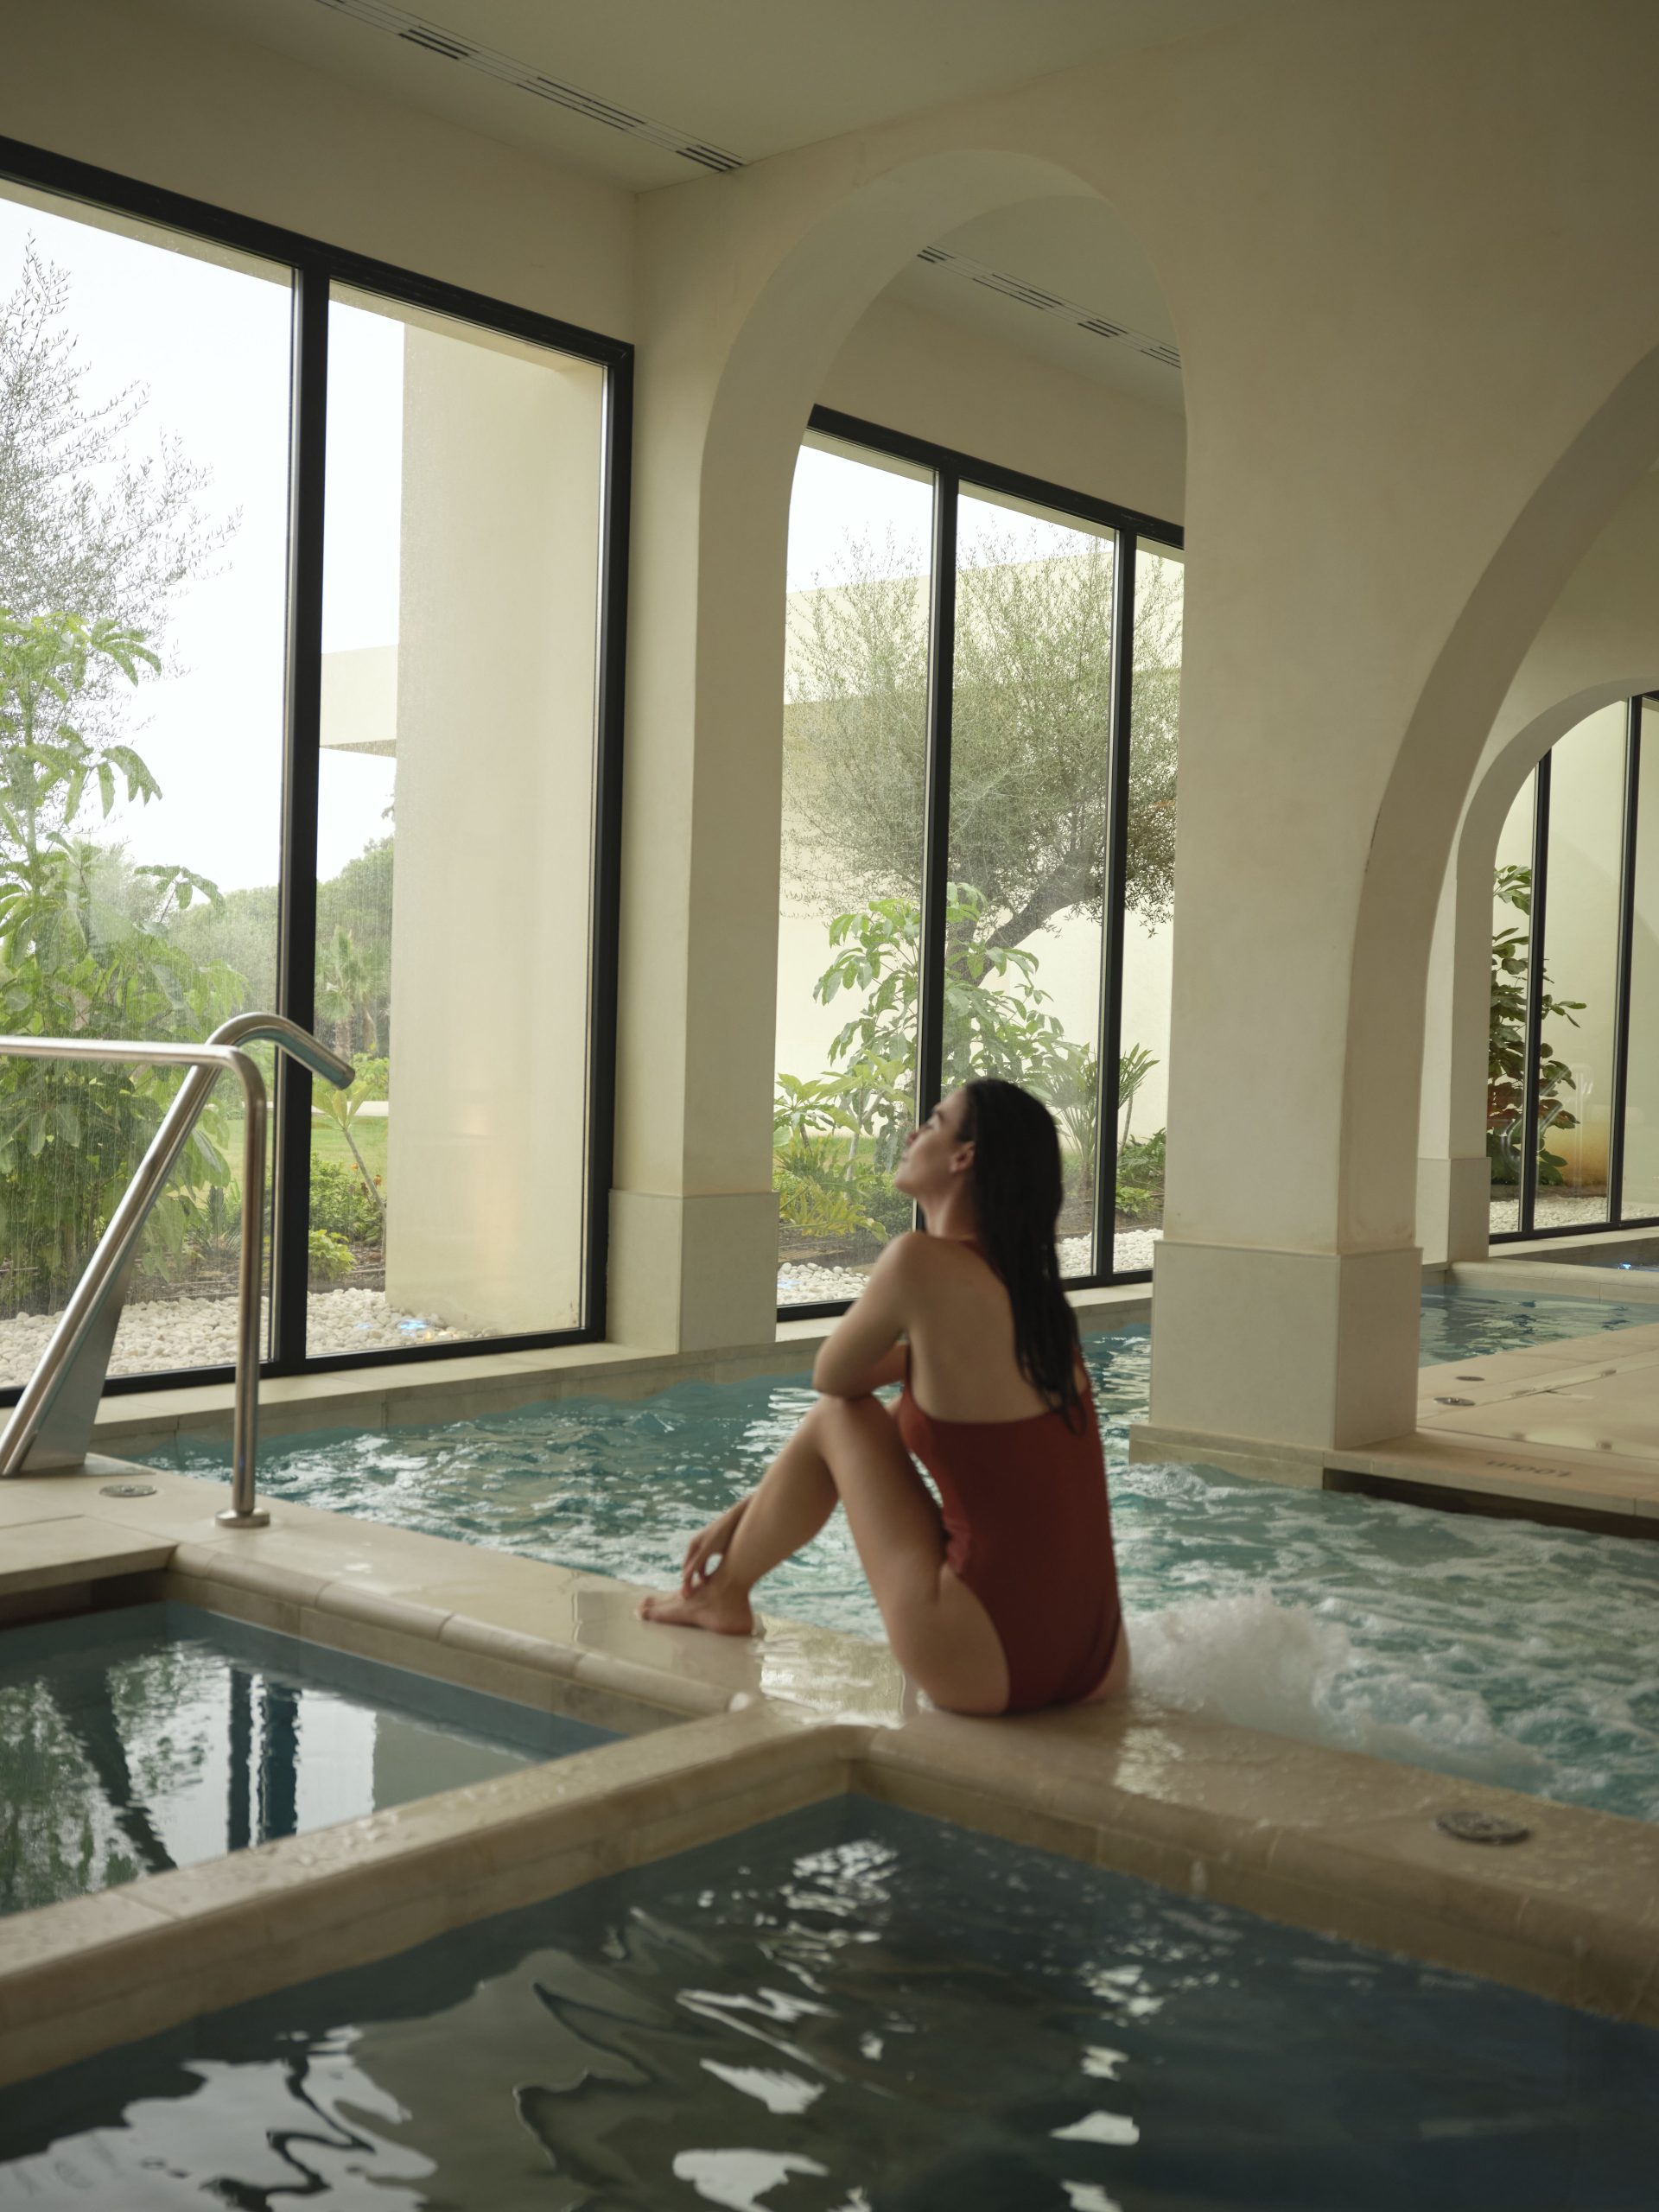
[{"xmin": 0, "ymin": 1014, "xmax": 353, "ymax": 1526}]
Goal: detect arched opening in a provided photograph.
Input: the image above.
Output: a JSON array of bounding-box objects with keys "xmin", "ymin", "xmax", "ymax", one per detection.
[
  {"xmin": 1346, "ymin": 344, "xmax": 1659, "ymax": 1274},
  {"xmin": 614, "ymin": 146, "xmax": 1188, "ymax": 1344},
  {"xmin": 1415, "ymin": 468, "xmax": 1659, "ymax": 1269},
  {"xmin": 766, "ymin": 195, "xmax": 1186, "ymax": 1312}
]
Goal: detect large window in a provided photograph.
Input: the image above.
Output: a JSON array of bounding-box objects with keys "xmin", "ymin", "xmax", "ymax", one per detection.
[
  {"xmin": 1490, "ymin": 695, "xmax": 1659, "ymax": 1242},
  {"xmin": 0, "ymin": 145, "xmax": 628, "ymax": 1396},
  {"xmin": 774, "ymin": 413, "xmax": 1182, "ymax": 1313}
]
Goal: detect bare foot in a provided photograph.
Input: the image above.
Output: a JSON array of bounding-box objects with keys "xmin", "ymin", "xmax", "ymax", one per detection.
[{"xmin": 636, "ymin": 1582, "xmax": 755, "ymax": 1636}]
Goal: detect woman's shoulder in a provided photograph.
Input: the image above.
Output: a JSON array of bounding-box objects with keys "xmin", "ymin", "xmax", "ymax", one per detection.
[{"xmin": 880, "ymin": 1231, "xmax": 982, "ymax": 1278}]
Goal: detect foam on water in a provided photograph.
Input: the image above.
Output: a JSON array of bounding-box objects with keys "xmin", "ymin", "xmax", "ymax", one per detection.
[
  {"xmin": 1129, "ymin": 1588, "xmax": 1554, "ymax": 1796},
  {"xmin": 138, "ymin": 1289, "xmax": 1659, "ymax": 1825}
]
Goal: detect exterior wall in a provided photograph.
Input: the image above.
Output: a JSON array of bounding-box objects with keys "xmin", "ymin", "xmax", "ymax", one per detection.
[{"xmin": 385, "ymin": 325, "xmax": 603, "ymax": 1334}]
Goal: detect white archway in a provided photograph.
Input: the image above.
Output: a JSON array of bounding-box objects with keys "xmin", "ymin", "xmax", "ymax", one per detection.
[
  {"xmin": 610, "ymin": 143, "xmax": 1178, "ymax": 1349},
  {"xmin": 1417, "ymin": 470, "xmax": 1659, "ymax": 1262}
]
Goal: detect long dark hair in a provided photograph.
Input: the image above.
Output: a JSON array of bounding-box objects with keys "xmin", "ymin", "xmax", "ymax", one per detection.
[{"xmin": 957, "ymin": 1077, "xmax": 1084, "ymax": 1427}]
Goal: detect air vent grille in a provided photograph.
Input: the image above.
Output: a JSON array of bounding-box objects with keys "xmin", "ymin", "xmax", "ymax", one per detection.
[
  {"xmin": 917, "ymin": 245, "xmax": 1181, "ymax": 372},
  {"xmin": 310, "ymin": 0, "xmax": 1176, "ymax": 374},
  {"xmin": 314, "ymin": 0, "xmax": 747, "ymax": 172}
]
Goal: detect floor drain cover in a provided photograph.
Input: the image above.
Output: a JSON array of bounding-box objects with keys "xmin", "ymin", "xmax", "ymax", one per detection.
[
  {"xmin": 1433, "ymin": 1395, "xmax": 1476, "ymax": 1407},
  {"xmin": 98, "ymin": 1481, "xmax": 157, "ymax": 1498},
  {"xmin": 1436, "ymin": 1809, "xmax": 1530, "ymax": 1846}
]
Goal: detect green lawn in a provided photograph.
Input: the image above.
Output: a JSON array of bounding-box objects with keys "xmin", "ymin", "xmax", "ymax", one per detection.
[
  {"xmin": 310, "ymin": 1111, "xmax": 388, "ymax": 1185},
  {"xmin": 212, "ymin": 1108, "xmax": 387, "ymax": 1193}
]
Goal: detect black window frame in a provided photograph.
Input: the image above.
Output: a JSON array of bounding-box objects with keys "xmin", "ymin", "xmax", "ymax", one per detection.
[
  {"xmin": 0, "ymin": 135, "xmax": 632, "ymax": 1402},
  {"xmin": 1491, "ymin": 691, "xmax": 1659, "ymax": 1245},
  {"xmin": 779, "ymin": 405, "xmax": 1184, "ymax": 1320}
]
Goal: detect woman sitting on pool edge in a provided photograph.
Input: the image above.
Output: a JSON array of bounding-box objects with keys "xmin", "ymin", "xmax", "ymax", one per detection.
[{"xmin": 639, "ymin": 1077, "xmax": 1128, "ymax": 1716}]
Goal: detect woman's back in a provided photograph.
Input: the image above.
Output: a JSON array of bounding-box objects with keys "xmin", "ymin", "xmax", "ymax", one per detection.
[
  {"xmin": 899, "ymin": 1233, "xmax": 1084, "ymax": 1422},
  {"xmin": 893, "ymin": 1234, "xmax": 1118, "ymax": 1713}
]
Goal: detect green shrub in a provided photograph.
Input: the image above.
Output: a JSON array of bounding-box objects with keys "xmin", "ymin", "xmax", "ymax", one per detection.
[
  {"xmin": 307, "ymin": 1229, "xmax": 353, "ymax": 1285},
  {"xmin": 309, "ymin": 1155, "xmax": 381, "ymax": 1244},
  {"xmin": 1116, "ymin": 1128, "xmax": 1166, "ymax": 1224}
]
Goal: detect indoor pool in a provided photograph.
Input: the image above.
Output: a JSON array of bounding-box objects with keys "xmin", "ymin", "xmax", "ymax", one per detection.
[
  {"xmin": 0, "ymin": 1603, "xmax": 613, "ymax": 1916},
  {"xmin": 1417, "ymin": 1282, "xmax": 1649, "ymax": 1362},
  {"xmin": 2, "ymin": 1800, "xmax": 1653, "ymax": 2209},
  {"xmin": 140, "ymin": 1290, "xmax": 1659, "ymax": 1827}
]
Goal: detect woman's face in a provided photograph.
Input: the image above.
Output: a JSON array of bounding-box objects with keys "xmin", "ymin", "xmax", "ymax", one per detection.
[{"xmin": 893, "ymin": 1088, "xmax": 975, "ymax": 1201}]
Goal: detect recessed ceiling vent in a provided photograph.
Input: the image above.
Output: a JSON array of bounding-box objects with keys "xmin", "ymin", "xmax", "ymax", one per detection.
[
  {"xmin": 917, "ymin": 245, "xmax": 1182, "ymax": 372},
  {"xmin": 312, "ymin": 0, "xmax": 747, "ymax": 173}
]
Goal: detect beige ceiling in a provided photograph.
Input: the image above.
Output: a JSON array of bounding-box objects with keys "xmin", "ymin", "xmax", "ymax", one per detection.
[
  {"xmin": 886, "ymin": 198, "xmax": 1184, "ymax": 414},
  {"xmin": 162, "ymin": 0, "xmax": 1277, "ymax": 188},
  {"xmin": 156, "ymin": 0, "xmax": 1249, "ymax": 402}
]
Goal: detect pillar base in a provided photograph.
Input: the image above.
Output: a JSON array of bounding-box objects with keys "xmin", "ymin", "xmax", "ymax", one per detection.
[
  {"xmin": 1127, "ymin": 1419, "xmax": 1328, "ymax": 1487},
  {"xmin": 1417, "ymin": 1154, "xmax": 1492, "ymax": 1265},
  {"xmin": 1148, "ymin": 1238, "xmax": 1421, "ymax": 1454},
  {"xmin": 607, "ymin": 1188, "xmax": 779, "ymax": 1352}
]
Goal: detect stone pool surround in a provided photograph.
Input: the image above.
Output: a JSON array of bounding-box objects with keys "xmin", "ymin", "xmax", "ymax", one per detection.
[{"xmin": 1, "ymin": 1454, "xmax": 1657, "ymax": 2097}]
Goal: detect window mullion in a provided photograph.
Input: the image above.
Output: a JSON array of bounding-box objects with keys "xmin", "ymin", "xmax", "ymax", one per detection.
[
  {"xmin": 1520, "ymin": 752, "xmax": 1553, "ymax": 1240},
  {"xmin": 916, "ymin": 468, "xmax": 958, "ymax": 1128},
  {"xmin": 270, "ymin": 262, "xmax": 329, "ymax": 1370},
  {"xmin": 1607, "ymin": 696, "xmax": 1643, "ymax": 1227},
  {"xmin": 1093, "ymin": 531, "xmax": 1138, "ymax": 1278}
]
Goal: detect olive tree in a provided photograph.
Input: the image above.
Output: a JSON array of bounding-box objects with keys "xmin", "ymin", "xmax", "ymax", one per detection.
[{"xmin": 782, "ymin": 524, "xmax": 1180, "ymax": 950}]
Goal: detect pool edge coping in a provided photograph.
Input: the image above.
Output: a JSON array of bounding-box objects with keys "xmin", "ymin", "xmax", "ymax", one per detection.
[{"xmin": 0, "ymin": 1459, "xmax": 1656, "ymax": 2086}]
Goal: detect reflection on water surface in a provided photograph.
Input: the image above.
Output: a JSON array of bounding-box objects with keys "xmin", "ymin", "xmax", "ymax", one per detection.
[{"xmin": 2, "ymin": 1802, "xmax": 1655, "ymax": 2209}]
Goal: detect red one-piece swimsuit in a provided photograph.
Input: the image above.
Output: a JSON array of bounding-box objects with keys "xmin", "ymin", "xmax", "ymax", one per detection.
[{"xmin": 894, "ymin": 1260, "xmax": 1123, "ymax": 1715}]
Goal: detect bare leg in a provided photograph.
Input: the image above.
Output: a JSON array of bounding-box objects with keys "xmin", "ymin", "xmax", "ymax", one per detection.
[
  {"xmin": 639, "ymin": 1395, "xmax": 1009, "ymax": 1715},
  {"xmin": 637, "ymin": 1406, "xmax": 841, "ymax": 1634}
]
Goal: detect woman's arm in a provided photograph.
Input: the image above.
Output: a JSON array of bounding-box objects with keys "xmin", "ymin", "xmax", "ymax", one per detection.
[{"xmin": 812, "ymin": 1233, "xmax": 925, "ymax": 1397}]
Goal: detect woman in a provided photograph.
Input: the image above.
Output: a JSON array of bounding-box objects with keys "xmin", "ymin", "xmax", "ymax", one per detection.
[{"xmin": 639, "ymin": 1078, "xmax": 1128, "ymax": 1716}]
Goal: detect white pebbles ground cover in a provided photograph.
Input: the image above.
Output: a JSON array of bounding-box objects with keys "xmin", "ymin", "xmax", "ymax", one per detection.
[
  {"xmin": 1, "ymin": 1230, "xmax": 1164, "ymax": 1382},
  {"xmin": 0, "ymin": 1287, "xmax": 486, "ymax": 1383},
  {"xmin": 778, "ymin": 1228, "xmax": 1162, "ymax": 1306}
]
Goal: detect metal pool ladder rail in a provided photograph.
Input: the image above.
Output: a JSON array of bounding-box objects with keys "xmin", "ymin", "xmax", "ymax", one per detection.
[{"xmin": 0, "ymin": 1014, "xmax": 353, "ymax": 1526}]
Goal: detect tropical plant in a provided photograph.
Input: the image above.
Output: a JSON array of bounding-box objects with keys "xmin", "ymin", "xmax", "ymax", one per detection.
[
  {"xmin": 1488, "ymin": 863, "xmax": 1584, "ymax": 1185},
  {"xmin": 0, "ymin": 610, "xmax": 242, "ymax": 1313},
  {"xmin": 307, "ymin": 1229, "xmax": 353, "ymax": 1286},
  {"xmin": 1116, "ymin": 1128, "xmax": 1166, "ymax": 1224},
  {"xmin": 308, "ymin": 1154, "xmax": 382, "ymax": 1246},
  {"xmin": 315, "ymin": 925, "xmax": 386, "ymax": 1058},
  {"xmin": 311, "ymin": 1075, "xmax": 385, "ymax": 1233},
  {"xmin": 773, "ymin": 884, "xmax": 1160, "ymax": 1237},
  {"xmin": 1043, "ymin": 1039, "xmax": 1159, "ymax": 1204},
  {"xmin": 350, "ymin": 1052, "xmax": 390, "ymax": 1099}
]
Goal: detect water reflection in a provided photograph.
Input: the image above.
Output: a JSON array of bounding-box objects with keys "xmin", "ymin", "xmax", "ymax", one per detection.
[
  {"xmin": 0, "ymin": 1605, "xmax": 573, "ymax": 1916},
  {"xmin": 3, "ymin": 1801, "xmax": 1656, "ymax": 2210}
]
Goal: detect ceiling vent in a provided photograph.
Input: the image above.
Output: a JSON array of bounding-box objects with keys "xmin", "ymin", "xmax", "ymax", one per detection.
[
  {"xmin": 310, "ymin": 0, "xmax": 1175, "ymax": 375},
  {"xmin": 917, "ymin": 246, "xmax": 1181, "ymax": 372},
  {"xmin": 313, "ymin": 0, "xmax": 747, "ymax": 172}
]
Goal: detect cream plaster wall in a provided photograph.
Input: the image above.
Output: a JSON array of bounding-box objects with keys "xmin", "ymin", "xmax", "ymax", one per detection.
[
  {"xmin": 0, "ymin": 0, "xmax": 635, "ymax": 340},
  {"xmin": 1419, "ymin": 467, "xmax": 1659, "ymax": 1263}
]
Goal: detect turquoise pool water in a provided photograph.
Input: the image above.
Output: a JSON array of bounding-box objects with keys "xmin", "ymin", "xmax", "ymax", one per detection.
[
  {"xmin": 141, "ymin": 1290, "xmax": 1659, "ymax": 1826},
  {"xmin": 1417, "ymin": 1282, "xmax": 1649, "ymax": 1361},
  {"xmin": 2, "ymin": 1801, "xmax": 1653, "ymax": 2209},
  {"xmin": 0, "ymin": 1603, "xmax": 613, "ymax": 1916}
]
